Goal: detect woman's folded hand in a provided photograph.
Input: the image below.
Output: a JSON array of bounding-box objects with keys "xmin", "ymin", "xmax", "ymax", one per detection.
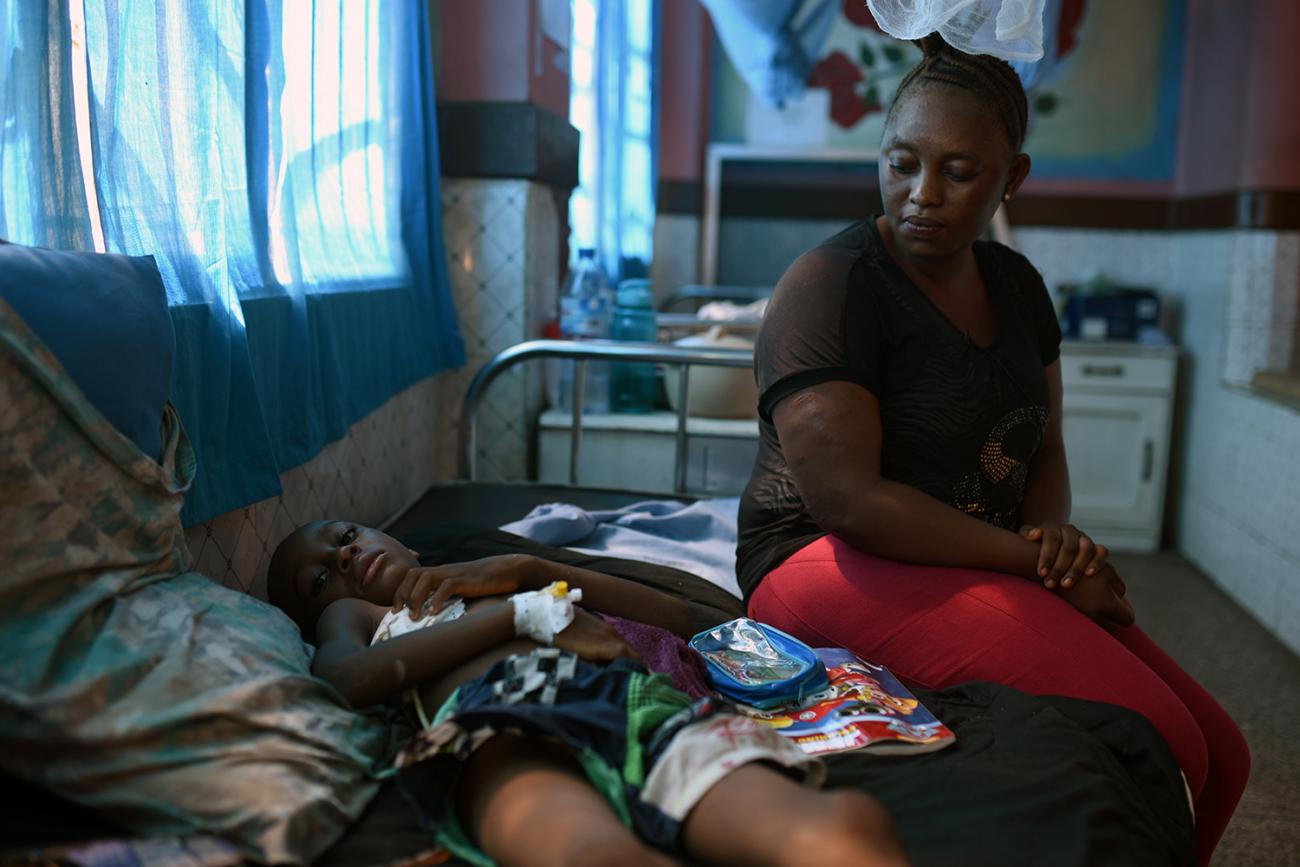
[
  {"xmin": 1020, "ymin": 522, "xmax": 1110, "ymax": 590},
  {"xmin": 1055, "ymin": 563, "xmax": 1135, "ymax": 629}
]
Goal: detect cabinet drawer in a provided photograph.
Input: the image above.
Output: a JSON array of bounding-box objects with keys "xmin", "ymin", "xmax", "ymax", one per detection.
[{"xmin": 1060, "ymin": 353, "xmax": 1175, "ymax": 393}]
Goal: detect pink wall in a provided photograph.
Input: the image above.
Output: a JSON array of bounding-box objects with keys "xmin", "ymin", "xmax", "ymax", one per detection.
[
  {"xmin": 658, "ymin": 0, "xmax": 712, "ymax": 183},
  {"xmin": 436, "ymin": 0, "xmax": 569, "ymax": 118},
  {"xmin": 1176, "ymin": 0, "xmax": 1300, "ymax": 195},
  {"xmin": 1240, "ymin": 0, "xmax": 1300, "ymax": 190},
  {"xmin": 433, "ymin": 0, "xmax": 1300, "ymax": 199}
]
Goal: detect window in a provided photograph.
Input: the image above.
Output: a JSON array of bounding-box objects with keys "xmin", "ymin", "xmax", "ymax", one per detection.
[
  {"xmin": 66, "ymin": 0, "xmax": 405, "ymax": 294},
  {"xmin": 8, "ymin": 0, "xmax": 462, "ymax": 524},
  {"xmin": 568, "ymin": 0, "xmax": 657, "ymax": 280},
  {"xmin": 265, "ymin": 1, "xmax": 403, "ymax": 290}
]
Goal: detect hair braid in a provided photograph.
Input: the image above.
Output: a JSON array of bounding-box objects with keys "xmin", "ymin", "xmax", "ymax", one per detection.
[{"xmin": 886, "ymin": 33, "xmax": 1029, "ymax": 151}]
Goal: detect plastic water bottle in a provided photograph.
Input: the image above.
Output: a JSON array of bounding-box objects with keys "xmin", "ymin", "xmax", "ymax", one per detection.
[
  {"xmin": 556, "ymin": 249, "xmax": 613, "ymax": 414},
  {"xmin": 610, "ymin": 278, "xmax": 660, "ymax": 413}
]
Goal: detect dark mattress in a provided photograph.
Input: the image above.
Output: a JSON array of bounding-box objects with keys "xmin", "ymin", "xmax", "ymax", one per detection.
[
  {"xmin": 350, "ymin": 482, "xmax": 1194, "ymax": 867},
  {"xmin": 4, "ymin": 483, "xmax": 1195, "ymax": 866}
]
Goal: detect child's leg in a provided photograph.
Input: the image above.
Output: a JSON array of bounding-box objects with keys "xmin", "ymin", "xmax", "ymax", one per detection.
[
  {"xmin": 457, "ymin": 733, "xmax": 679, "ymax": 867},
  {"xmin": 680, "ymin": 763, "xmax": 909, "ymax": 867}
]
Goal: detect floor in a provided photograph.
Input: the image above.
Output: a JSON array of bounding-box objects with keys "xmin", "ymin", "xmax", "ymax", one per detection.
[{"xmin": 1115, "ymin": 552, "xmax": 1300, "ymax": 867}]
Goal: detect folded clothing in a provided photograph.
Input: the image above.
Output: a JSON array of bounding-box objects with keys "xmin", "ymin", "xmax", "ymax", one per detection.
[{"xmin": 501, "ymin": 498, "xmax": 744, "ymax": 598}]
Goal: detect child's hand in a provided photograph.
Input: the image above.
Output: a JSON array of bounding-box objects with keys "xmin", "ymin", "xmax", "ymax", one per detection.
[
  {"xmin": 553, "ymin": 609, "xmax": 642, "ymax": 664},
  {"xmin": 1055, "ymin": 563, "xmax": 1134, "ymax": 629},
  {"xmin": 1019, "ymin": 522, "xmax": 1109, "ymax": 589},
  {"xmin": 391, "ymin": 554, "xmax": 537, "ymax": 615}
]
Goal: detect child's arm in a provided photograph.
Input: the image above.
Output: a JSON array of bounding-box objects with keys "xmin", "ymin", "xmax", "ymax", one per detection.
[
  {"xmin": 311, "ymin": 598, "xmax": 515, "ymax": 708},
  {"xmin": 312, "ymin": 595, "xmax": 643, "ymax": 708},
  {"xmin": 391, "ymin": 554, "xmax": 695, "ymax": 638}
]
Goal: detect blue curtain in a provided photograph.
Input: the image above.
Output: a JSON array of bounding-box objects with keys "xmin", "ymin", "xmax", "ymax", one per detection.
[
  {"xmin": 239, "ymin": 0, "xmax": 464, "ymax": 474},
  {"xmin": 3, "ymin": 0, "xmax": 464, "ymax": 525},
  {"xmin": 81, "ymin": 0, "xmax": 283, "ymax": 523},
  {"xmin": 699, "ymin": 0, "xmax": 839, "ymax": 109},
  {"xmin": 0, "ymin": 0, "xmax": 93, "ymax": 248}
]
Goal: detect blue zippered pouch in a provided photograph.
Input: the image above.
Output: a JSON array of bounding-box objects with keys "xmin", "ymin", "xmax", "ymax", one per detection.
[{"xmin": 689, "ymin": 617, "xmax": 829, "ymax": 709}]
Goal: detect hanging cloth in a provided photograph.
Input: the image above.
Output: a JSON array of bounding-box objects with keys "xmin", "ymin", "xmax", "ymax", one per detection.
[
  {"xmin": 700, "ymin": 0, "xmax": 841, "ymax": 108},
  {"xmin": 866, "ymin": 0, "xmax": 1048, "ymax": 62}
]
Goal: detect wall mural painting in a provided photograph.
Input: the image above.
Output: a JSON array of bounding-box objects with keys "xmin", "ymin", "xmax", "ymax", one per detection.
[{"xmin": 710, "ymin": 0, "xmax": 1184, "ymax": 181}]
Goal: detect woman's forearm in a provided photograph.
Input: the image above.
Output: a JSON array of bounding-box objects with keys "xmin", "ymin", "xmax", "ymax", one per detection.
[
  {"xmin": 813, "ymin": 478, "xmax": 1043, "ymax": 580},
  {"xmin": 1018, "ymin": 444, "xmax": 1072, "ymax": 527},
  {"xmin": 773, "ymin": 382, "xmax": 1045, "ymax": 583}
]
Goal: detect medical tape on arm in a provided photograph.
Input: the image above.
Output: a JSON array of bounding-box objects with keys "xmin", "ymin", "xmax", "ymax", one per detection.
[{"xmin": 510, "ymin": 581, "xmax": 583, "ymax": 645}]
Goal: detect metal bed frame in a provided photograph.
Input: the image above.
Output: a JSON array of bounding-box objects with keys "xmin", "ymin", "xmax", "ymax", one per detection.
[{"xmin": 458, "ymin": 339, "xmax": 754, "ymax": 493}]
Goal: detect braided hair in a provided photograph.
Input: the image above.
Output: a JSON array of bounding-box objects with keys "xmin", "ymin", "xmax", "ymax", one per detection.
[{"xmin": 886, "ymin": 33, "xmax": 1029, "ymax": 152}]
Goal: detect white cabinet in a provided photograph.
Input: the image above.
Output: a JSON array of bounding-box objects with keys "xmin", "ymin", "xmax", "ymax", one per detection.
[{"xmin": 1059, "ymin": 343, "xmax": 1178, "ymax": 553}]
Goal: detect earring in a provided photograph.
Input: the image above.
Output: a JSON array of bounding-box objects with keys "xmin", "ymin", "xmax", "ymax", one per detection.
[{"xmin": 1002, "ymin": 192, "xmax": 1012, "ymax": 201}]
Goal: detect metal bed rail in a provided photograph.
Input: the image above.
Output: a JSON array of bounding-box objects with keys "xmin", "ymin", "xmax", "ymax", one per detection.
[{"xmin": 458, "ymin": 339, "xmax": 754, "ymax": 492}]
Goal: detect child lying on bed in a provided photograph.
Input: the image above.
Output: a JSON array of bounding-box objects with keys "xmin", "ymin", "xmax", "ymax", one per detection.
[{"xmin": 268, "ymin": 519, "xmax": 909, "ymax": 867}]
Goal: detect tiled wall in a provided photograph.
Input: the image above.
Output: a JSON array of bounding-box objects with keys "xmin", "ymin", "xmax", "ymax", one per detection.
[
  {"xmin": 1016, "ymin": 226, "xmax": 1300, "ymax": 656},
  {"xmin": 437, "ymin": 178, "xmax": 557, "ymax": 481},
  {"xmin": 185, "ymin": 177, "xmax": 559, "ymax": 598}
]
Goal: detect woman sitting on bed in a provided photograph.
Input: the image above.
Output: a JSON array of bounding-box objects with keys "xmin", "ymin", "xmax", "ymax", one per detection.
[
  {"xmin": 736, "ymin": 34, "xmax": 1247, "ymax": 866},
  {"xmin": 267, "ymin": 519, "xmax": 909, "ymax": 867}
]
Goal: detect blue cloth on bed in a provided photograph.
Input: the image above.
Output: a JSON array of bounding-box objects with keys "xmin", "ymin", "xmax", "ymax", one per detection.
[{"xmin": 500, "ymin": 498, "xmax": 743, "ymax": 598}]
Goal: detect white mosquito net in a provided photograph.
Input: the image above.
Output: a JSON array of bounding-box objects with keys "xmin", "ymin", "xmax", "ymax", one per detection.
[{"xmin": 865, "ymin": 0, "xmax": 1047, "ymax": 61}]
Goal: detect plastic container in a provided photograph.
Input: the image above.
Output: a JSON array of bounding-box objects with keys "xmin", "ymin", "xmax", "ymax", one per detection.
[
  {"xmin": 555, "ymin": 249, "xmax": 613, "ymax": 414},
  {"xmin": 610, "ymin": 278, "xmax": 660, "ymax": 413},
  {"xmin": 689, "ymin": 618, "xmax": 829, "ymax": 710}
]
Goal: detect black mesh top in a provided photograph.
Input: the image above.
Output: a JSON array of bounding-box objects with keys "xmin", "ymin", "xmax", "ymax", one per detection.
[{"xmin": 736, "ymin": 218, "xmax": 1063, "ymax": 600}]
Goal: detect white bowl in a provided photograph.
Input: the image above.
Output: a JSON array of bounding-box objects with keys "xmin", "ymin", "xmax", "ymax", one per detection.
[{"xmin": 663, "ymin": 328, "xmax": 758, "ymax": 419}]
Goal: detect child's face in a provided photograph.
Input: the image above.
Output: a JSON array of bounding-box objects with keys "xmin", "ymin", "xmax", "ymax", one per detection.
[{"xmin": 277, "ymin": 521, "xmax": 419, "ymax": 627}]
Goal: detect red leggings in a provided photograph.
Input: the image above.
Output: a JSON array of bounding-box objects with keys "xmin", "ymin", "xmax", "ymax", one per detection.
[{"xmin": 748, "ymin": 535, "xmax": 1249, "ymax": 866}]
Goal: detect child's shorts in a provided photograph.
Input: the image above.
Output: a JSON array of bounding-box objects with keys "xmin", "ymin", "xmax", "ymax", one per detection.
[{"xmin": 395, "ymin": 648, "xmax": 823, "ymax": 866}]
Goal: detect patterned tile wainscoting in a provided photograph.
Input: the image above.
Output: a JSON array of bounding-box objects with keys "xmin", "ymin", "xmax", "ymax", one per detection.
[
  {"xmin": 185, "ymin": 177, "xmax": 562, "ymax": 598},
  {"xmin": 183, "ymin": 373, "xmax": 449, "ymax": 599},
  {"xmin": 436, "ymin": 178, "xmax": 558, "ymax": 482}
]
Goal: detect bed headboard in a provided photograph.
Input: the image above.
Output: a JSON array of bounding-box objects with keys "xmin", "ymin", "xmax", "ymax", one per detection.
[
  {"xmin": 457, "ymin": 339, "xmax": 753, "ymax": 492},
  {"xmin": 698, "ymin": 142, "xmax": 1014, "ymax": 285}
]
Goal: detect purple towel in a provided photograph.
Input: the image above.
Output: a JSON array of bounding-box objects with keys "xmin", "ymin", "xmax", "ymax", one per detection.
[{"xmin": 602, "ymin": 614, "xmax": 713, "ymax": 700}]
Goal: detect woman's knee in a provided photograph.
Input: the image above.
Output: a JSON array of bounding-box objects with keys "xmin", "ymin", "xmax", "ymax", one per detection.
[{"xmin": 1204, "ymin": 704, "xmax": 1251, "ymax": 794}]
